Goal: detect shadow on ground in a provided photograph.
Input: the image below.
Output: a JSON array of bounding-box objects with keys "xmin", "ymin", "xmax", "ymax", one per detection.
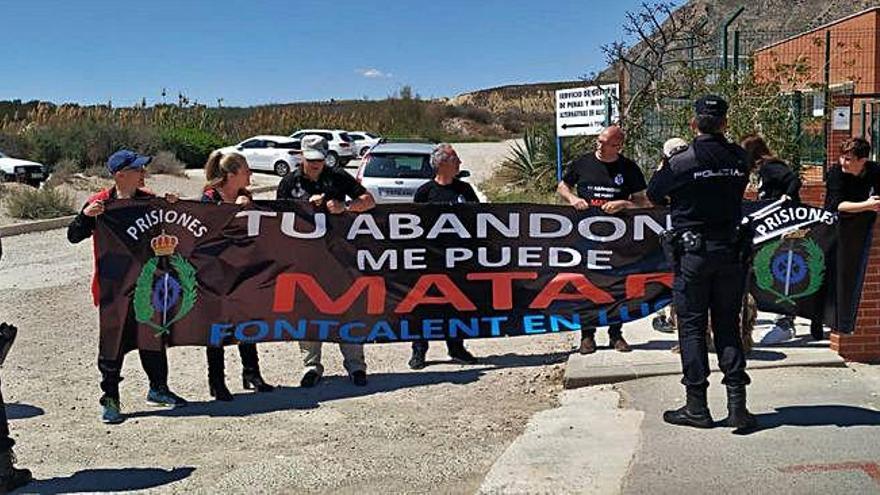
[
  {"xmin": 740, "ymin": 405, "xmax": 880, "ymax": 435},
  {"xmin": 22, "ymin": 467, "xmax": 195, "ymax": 494},
  {"xmin": 6, "ymin": 403, "xmax": 43, "ymax": 420},
  {"xmin": 126, "ymin": 351, "xmax": 565, "ymax": 420}
]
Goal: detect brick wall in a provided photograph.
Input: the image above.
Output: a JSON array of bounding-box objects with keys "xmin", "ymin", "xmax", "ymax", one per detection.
[
  {"xmin": 831, "ymin": 220, "xmax": 880, "ymax": 362},
  {"xmin": 823, "ymin": 95, "xmax": 880, "ymax": 362}
]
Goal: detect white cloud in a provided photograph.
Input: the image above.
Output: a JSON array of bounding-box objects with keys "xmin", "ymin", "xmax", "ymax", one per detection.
[{"xmin": 356, "ymin": 68, "xmax": 392, "ymax": 79}]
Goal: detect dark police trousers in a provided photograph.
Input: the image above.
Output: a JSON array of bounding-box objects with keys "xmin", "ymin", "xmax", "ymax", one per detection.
[
  {"xmin": 98, "ymin": 350, "xmax": 169, "ymax": 401},
  {"xmin": 0, "ymin": 380, "xmax": 14, "ymax": 451},
  {"xmin": 673, "ymin": 242, "xmax": 751, "ymax": 388}
]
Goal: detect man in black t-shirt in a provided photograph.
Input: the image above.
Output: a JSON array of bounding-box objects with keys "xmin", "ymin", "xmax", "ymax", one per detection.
[
  {"xmin": 276, "ymin": 135, "xmax": 376, "ymax": 388},
  {"xmin": 825, "ymin": 137, "xmax": 880, "ymax": 214},
  {"xmin": 556, "ymin": 126, "xmax": 650, "ymax": 355},
  {"xmin": 276, "ymin": 137, "xmax": 375, "ymax": 213},
  {"xmin": 408, "ymin": 144, "xmax": 481, "ymax": 370}
]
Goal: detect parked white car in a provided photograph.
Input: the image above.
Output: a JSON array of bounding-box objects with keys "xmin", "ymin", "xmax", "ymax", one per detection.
[
  {"xmin": 347, "ymin": 131, "xmax": 382, "ymax": 157},
  {"xmin": 288, "ymin": 129, "xmax": 355, "ymax": 168},
  {"xmin": 219, "ymin": 135, "xmax": 301, "ymax": 176},
  {"xmin": 0, "ymin": 151, "xmax": 45, "ymax": 187},
  {"xmin": 356, "ymin": 141, "xmax": 470, "ymax": 204}
]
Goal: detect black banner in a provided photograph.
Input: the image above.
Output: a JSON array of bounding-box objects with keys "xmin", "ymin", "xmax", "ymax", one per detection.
[
  {"xmin": 95, "ymin": 199, "xmax": 871, "ymax": 358},
  {"xmin": 745, "ymin": 200, "xmax": 875, "ymax": 332},
  {"xmin": 96, "ymin": 200, "xmax": 674, "ymax": 358}
]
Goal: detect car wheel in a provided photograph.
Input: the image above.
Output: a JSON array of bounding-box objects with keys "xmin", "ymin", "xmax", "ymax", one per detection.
[
  {"xmin": 325, "ymin": 152, "xmax": 339, "ymax": 169},
  {"xmin": 274, "ymin": 160, "xmax": 291, "ymax": 176}
]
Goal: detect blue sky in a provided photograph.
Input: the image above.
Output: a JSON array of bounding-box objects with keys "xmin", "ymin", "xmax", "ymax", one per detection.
[{"xmin": 1, "ymin": 0, "xmax": 665, "ymax": 107}]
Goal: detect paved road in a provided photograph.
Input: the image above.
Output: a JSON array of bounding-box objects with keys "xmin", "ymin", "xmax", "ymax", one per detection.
[{"xmin": 621, "ymin": 365, "xmax": 880, "ymax": 494}]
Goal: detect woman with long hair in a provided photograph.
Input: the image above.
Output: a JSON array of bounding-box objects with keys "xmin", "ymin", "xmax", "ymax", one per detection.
[
  {"xmin": 741, "ymin": 135, "xmax": 801, "ymax": 203},
  {"xmin": 201, "ymin": 150, "xmax": 274, "ymax": 400}
]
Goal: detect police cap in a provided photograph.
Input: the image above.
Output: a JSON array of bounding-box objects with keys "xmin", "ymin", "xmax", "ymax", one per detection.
[{"xmin": 694, "ymin": 95, "xmax": 729, "ymax": 117}]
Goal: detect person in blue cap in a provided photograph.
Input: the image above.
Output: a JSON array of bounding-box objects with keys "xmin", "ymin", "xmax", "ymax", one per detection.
[
  {"xmin": 647, "ymin": 96, "xmax": 758, "ymax": 432},
  {"xmin": 67, "ymin": 149, "xmax": 188, "ymax": 424}
]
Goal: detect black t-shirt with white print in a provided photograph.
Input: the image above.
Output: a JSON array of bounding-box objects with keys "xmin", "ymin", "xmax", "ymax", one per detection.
[{"xmin": 562, "ymin": 153, "xmax": 646, "ymax": 207}]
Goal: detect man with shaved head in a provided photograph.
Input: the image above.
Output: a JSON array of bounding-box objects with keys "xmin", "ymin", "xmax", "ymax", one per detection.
[{"xmin": 557, "ymin": 125, "xmax": 651, "ymax": 355}]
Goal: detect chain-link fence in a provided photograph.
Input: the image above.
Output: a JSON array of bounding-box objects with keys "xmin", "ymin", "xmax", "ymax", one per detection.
[{"xmin": 620, "ymin": 22, "xmax": 878, "ymax": 170}]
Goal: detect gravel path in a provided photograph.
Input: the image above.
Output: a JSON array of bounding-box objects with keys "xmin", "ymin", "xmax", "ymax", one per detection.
[{"xmin": 0, "ymin": 140, "xmax": 570, "ymax": 493}]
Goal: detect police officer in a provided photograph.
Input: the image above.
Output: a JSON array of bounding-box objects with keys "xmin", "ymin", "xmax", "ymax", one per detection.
[
  {"xmin": 647, "ymin": 96, "xmax": 757, "ymax": 431},
  {"xmin": 0, "ymin": 239, "xmax": 32, "ymax": 492},
  {"xmin": 276, "ymin": 135, "xmax": 376, "ymax": 387}
]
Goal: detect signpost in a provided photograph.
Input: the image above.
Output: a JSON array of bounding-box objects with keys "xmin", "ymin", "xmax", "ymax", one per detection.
[{"xmin": 555, "ymin": 84, "xmax": 620, "ymax": 181}]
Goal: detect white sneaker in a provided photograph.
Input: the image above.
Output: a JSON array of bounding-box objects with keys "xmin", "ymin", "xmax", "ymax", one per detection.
[{"xmin": 760, "ymin": 324, "xmax": 795, "ymax": 345}]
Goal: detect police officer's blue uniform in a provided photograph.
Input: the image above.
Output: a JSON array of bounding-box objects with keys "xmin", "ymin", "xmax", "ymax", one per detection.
[{"xmin": 647, "ymin": 95, "xmax": 758, "ymax": 431}]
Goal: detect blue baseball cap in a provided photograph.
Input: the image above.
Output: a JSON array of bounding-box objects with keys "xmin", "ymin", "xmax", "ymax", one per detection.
[{"xmin": 107, "ymin": 149, "xmax": 151, "ymax": 174}]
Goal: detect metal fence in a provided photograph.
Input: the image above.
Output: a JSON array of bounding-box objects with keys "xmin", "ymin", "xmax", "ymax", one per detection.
[{"xmin": 620, "ymin": 21, "xmax": 879, "ymax": 170}]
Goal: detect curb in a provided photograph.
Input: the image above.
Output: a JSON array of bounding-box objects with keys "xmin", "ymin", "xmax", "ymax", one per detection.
[
  {"xmin": 0, "ymin": 185, "xmax": 279, "ymax": 238},
  {"xmin": 0, "ymin": 215, "xmax": 77, "ymax": 238},
  {"xmin": 563, "ymin": 351, "xmax": 846, "ymax": 389}
]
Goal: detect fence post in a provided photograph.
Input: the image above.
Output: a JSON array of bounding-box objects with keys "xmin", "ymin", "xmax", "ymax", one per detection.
[
  {"xmin": 733, "ymin": 30, "xmax": 741, "ymax": 74},
  {"xmin": 791, "ymin": 91, "xmax": 803, "ymax": 170},
  {"xmin": 823, "ymin": 30, "xmax": 832, "ymax": 170},
  {"xmin": 556, "ymin": 135, "xmax": 563, "ymax": 183}
]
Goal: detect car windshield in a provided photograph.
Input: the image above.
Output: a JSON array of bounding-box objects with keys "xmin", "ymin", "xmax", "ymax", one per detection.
[
  {"xmin": 364, "ymin": 153, "xmax": 433, "ymax": 179},
  {"xmin": 0, "ymin": 151, "xmax": 6, "ymax": 158}
]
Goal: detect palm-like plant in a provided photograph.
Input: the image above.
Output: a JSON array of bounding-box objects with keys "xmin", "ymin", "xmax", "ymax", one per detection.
[{"xmin": 500, "ymin": 126, "xmax": 556, "ymax": 189}]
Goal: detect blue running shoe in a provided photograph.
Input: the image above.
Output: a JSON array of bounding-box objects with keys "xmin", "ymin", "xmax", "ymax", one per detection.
[
  {"xmin": 100, "ymin": 397, "xmax": 124, "ymax": 424},
  {"xmin": 146, "ymin": 388, "xmax": 188, "ymax": 408}
]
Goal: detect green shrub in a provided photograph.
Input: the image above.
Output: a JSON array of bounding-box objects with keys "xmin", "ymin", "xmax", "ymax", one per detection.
[
  {"xmin": 147, "ymin": 151, "xmax": 188, "ymax": 177},
  {"xmin": 45, "ymin": 158, "xmax": 81, "ymax": 188},
  {"xmin": 3, "ymin": 186, "xmax": 76, "ymax": 219},
  {"xmin": 159, "ymin": 127, "xmax": 226, "ymax": 168}
]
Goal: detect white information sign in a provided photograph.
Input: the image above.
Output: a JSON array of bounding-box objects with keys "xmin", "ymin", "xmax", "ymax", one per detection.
[
  {"xmin": 832, "ymin": 106, "xmax": 851, "ymax": 131},
  {"xmin": 555, "ymin": 84, "xmax": 620, "ymax": 137}
]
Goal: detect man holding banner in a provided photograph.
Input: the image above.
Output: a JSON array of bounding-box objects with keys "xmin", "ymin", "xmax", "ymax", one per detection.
[
  {"xmin": 556, "ymin": 125, "xmax": 650, "ymax": 355},
  {"xmin": 276, "ymin": 135, "xmax": 376, "ymax": 387},
  {"xmin": 647, "ymin": 96, "xmax": 757, "ymax": 431},
  {"xmin": 67, "ymin": 150, "xmax": 188, "ymax": 424},
  {"xmin": 408, "ymin": 143, "xmax": 480, "ymax": 370}
]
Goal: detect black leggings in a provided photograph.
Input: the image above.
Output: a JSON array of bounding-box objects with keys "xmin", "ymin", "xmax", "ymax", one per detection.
[
  {"xmin": 98, "ymin": 349, "xmax": 169, "ymax": 401},
  {"xmin": 206, "ymin": 344, "xmax": 260, "ymax": 380}
]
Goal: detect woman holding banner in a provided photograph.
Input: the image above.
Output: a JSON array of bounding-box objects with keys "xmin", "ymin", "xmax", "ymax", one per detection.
[
  {"xmin": 742, "ymin": 135, "xmax": 802, "ymax": 343},
  {"xmin": 201, "ymin": 151, "xmax": 274, "ymax": 400}
]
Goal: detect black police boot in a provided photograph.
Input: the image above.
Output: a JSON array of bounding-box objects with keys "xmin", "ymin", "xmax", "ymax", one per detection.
[
  {"xmin": 242, "ymin": 368, "xmax": 274, "ymax": 393},
  {"xmin": 722, "ymin": 385, "xmax": 758, "ymax": 431},
  {"xmin": 0, "ymin": 448, "xmax": 32, "ymax": 493},
  {"xmin": 662, "ymin": 386, "xmax": 713, "ymax": 428}
]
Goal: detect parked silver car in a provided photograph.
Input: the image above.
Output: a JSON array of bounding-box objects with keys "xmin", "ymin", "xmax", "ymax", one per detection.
[{"xmin": 355, "ymin": 141, "xmax": 469, "ymax": 204}]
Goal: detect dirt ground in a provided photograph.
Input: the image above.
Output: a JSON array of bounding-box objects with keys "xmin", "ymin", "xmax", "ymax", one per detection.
[
  {"xmin": 0, "ymin": 229, "xmax": 570, "ymax": 493},
  {"xmin": 0, "ymin": 139, "xmax": 573, "ymax": 493}
]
